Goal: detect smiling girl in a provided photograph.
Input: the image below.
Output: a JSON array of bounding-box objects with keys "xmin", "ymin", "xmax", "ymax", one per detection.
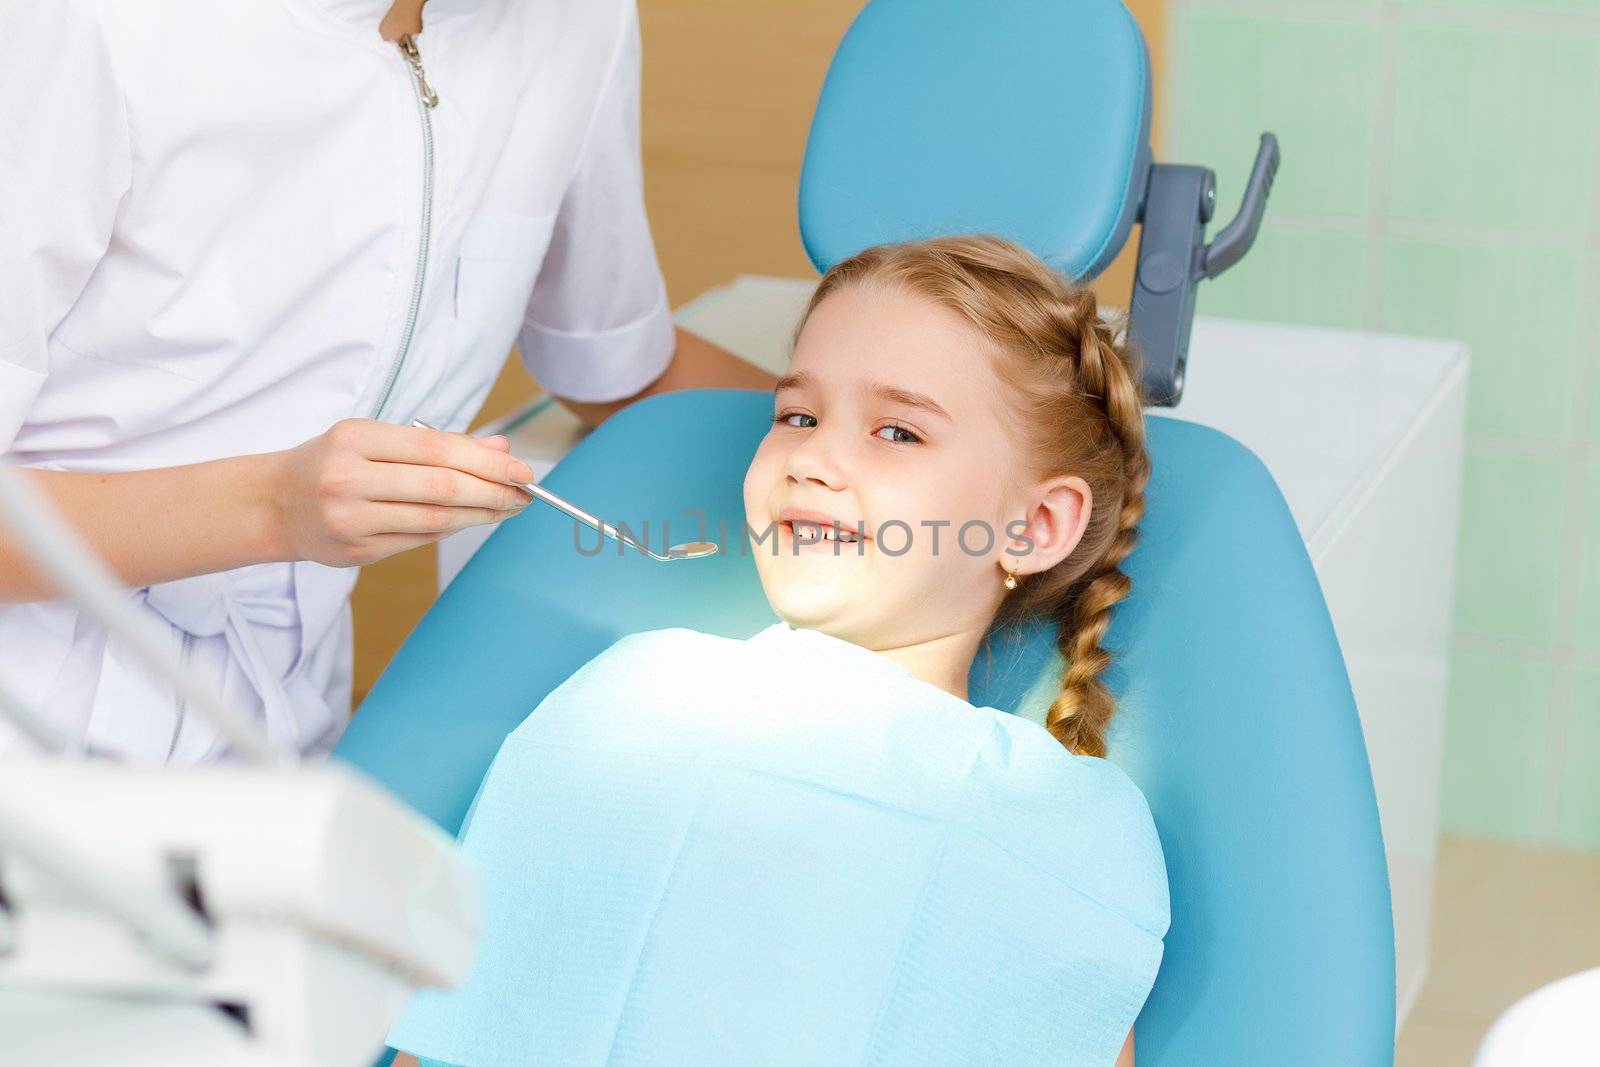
[
  {"xmin": 747, "ymin": 235, "xmax": 1150, "ymax": 734},
  {"xmin": 390, "ymin": 236, "xmax": 1167, "ymax": 1067}
]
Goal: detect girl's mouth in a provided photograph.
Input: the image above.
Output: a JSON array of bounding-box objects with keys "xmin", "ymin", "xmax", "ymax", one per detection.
[{"xmin": 781, "ymin": 520, "xmax": 867, "ymax": 549}]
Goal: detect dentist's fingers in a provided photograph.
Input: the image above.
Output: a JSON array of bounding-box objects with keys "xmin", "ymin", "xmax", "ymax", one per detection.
[
  {"xmin": 273, "ymin": 419, "xmax": 533, "ymax": 569},
  {"xmin": 335, "ymin": 530, "xmax": 469, "ymax": 564},
  {"xmin": 365, "ymin": 462, "xmax": 534, "ymax": 512},
  {"xmin": 349, "ymin": 420, "xmax": 534, "ymax": 486},
  {"xmin": 355, "ymin": 500, "xmax": 524, "ymax": 538},
  {"xmin": 290, "ymin": 500, "xmax": 525, "ymax": 567}
]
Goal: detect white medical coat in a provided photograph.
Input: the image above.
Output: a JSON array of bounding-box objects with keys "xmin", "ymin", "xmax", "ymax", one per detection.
[{"xmin": 0, "ymin": 0, "xmax": 675, "ymax": 761}]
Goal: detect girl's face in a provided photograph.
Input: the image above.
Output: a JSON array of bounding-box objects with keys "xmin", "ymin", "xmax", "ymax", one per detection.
[{"xmin": 742, "ymin": 283, "xmax": 1090, "ymax": 659}]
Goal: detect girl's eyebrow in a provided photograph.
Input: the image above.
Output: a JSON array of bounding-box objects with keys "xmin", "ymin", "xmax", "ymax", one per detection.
[
  {"xmin": 869, "ymin": 383, "xmax": 951, "ymax": 422},
  {"xmin": 773, "ymin": 370, "xmax": 813, "ymax": 394},
  {"xmin": 774, "ymin": 370, "xmax": 951, "ymax": 423}
]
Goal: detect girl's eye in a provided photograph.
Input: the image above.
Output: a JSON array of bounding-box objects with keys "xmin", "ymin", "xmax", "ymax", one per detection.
[
  {"xmin": 774, "ymin": 412, "xmax": 919, "ymax": 445},
  {"xmin": 875, "ymin": 423, "xmax": 921, "ymax": 445}
]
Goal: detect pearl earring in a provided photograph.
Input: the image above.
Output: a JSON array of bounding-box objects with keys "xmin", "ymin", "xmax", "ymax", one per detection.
[{"xmin": 1002, "ymin": 567, "xmax": 1018, "ymax": 591}]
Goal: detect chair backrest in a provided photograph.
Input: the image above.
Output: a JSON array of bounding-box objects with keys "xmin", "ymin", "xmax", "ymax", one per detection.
[
  {"xmin": 335, "ymin": 390, "xmax": 1395, "ymax": 1066},
  {"xmin": 799, "ymin": 0, "xmax": 1151, "ymax": 280}
]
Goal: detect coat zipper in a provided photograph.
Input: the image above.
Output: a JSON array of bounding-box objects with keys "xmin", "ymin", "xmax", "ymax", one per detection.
[
  {"xmin": 164, "ymin": 48, "xmax": 436, "ymax": 759},
  {"xmin": 370, "ymin": 34, "xmax": 439, "ymax": 421}
]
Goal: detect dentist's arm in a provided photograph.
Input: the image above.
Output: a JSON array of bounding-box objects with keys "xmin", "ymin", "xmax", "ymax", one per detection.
[
  {"xmin": 0, "ymin": 421, "xmax": 533, "ymax": 603},
  {"xmin": 554, "ymin": 325, "xmax": 778, "ymax": 429}
]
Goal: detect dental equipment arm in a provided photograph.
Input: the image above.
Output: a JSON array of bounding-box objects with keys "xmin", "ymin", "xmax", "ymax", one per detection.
[
  {"xmin": 0, "ymin": 457, "xmax": 286, "ymax": 604},
  {"xmin": 0, "ymin": 676, "xmax": 72, "ymax": 755},
  {"xmin": 0, "ymin": 458, "xmax": 480, "ymax": 1066},
  {"xmin": 0, "ymin": 459, "xmax": 278, "ymax": 763},
  {"xmin": 0, "ymin": 791, "xmax": 214, "ymax": 971},
  {"xmin": 0, "ymin": 760, "xmax": 480, "ymax": 1067}
]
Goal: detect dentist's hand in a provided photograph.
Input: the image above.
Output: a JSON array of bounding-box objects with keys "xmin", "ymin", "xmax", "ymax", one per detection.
[{"xmin": 269, "ymin": 418, "xmax": 534, "ymax": 567}]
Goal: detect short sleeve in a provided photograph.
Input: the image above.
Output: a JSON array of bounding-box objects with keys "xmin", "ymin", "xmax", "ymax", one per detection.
[
  {"xmin": 516, "ymin": 3, "xmax": 675, "ymax": 405},
  {"xmin": 0, "ymin": 0, "xmax": 132, "ymax": 451}
]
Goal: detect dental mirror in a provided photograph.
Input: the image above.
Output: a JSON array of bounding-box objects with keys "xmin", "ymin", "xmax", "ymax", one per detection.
[
  {"xmin": 410, "ymin": 419, "xmax": 720, "ymax": 563},
  {"xmin": 665, "ymin": 541, "xmax": 719, "ymax": 560}
]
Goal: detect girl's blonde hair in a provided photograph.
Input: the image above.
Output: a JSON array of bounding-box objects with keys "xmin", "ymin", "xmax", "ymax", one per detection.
[{"xmin": 797, "ymin": 235, "xmax": 1151, "ymax": 758}]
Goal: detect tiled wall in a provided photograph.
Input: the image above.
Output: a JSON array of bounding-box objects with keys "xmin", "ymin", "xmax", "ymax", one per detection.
[{"xmin": 1165, "ymin": 0, "xmax": 1600, "ymax": 849}]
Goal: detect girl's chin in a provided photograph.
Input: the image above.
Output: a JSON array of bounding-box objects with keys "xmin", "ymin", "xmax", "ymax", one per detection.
[{"xmin": 765, "ymin": 584, "xmax": 860, "ymax": 626}]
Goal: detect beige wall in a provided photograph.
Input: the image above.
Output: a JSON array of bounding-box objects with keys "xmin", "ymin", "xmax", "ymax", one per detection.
[
  {"xmin": 641, "ymin": 0, "xmax": 1167, "ymax": 307},
  {"xmin": 351, "ymin": 0, "xmax": 1169, "ymax": 704}
]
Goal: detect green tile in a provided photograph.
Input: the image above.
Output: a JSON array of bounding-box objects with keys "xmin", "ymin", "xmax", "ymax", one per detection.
[
  {"xmin": 1171, "ymin": 11, "xmax": 1381, "ymax": 218},
  {"xmin": 1451, "ymin": 446, "xmax": 1569, "ymax": 644},
  {"xmin": 1250, "ymin": 0, "xmax": 1380, "ymax": 7},
  {"xmin": 1589, "ymin": 256, "xmax": 1600, "ymax": 449},
  {"xmin": 1194, "ymin": 224, "xmax": 1367, "ymax": 328},
  {"xmin": 1387, "ymin": 26, "xmax": 1600, "ymax": 233},
  {"xmin": 1555, "ymin": 667, "xmax": 1600, "ymax": 851},
  {"xmin": 1380, "ymin": 239, "xmax": 1586, "ymax": 441},
  {"xmin": 1576, "ymin": 462, "xmax": 1600, "ymax": 650},
  {"xmin": 1441, "ymin": 648, "xmax": 1554, "ymax": 843},
  {"xmin": 1395, "ymin": 0, "xmax": 1600, "ymax": 16}
]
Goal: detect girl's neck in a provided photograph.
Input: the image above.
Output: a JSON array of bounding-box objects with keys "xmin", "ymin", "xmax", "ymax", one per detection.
[{"xmin": 873, "ymin": 625, "xmax": 988, "ymax": 704}]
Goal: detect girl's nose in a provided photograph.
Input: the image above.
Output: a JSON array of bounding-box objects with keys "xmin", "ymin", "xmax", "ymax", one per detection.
[{"xmin": 783, "ymin": 428, "xmax": 849, "ymax": 491}]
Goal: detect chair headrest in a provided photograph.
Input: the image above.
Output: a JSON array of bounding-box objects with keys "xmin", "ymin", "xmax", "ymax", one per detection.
[{"xmin": 799, "ymin": 0, "xmax": 1151, "ymax": 279}]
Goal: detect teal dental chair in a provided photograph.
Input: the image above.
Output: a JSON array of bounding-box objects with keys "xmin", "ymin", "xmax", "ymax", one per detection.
[{"xmin": 338, "ymin": 1, "xmax": 1393, "ymax": 1064}]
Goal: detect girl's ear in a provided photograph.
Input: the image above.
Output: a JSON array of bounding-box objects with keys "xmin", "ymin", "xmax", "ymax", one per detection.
[{"xmin": 1010, "ymin": 476, "xmax": 1093, "ymax": 576}]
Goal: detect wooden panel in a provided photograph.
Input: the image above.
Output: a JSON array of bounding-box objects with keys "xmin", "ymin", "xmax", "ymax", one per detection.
[
  {"xmin": 639, "ymin": 0, "xmax": 1169, "ymax": 307},
  {"xmin": 351, "ymin": 0, "xmax": 1169, "ymax": 706}
]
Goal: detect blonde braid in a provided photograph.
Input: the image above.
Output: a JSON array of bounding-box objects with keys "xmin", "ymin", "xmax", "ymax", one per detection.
[{"xmin": 1043, "ymin": 299, "xmax": 1150, "ymax": 758}]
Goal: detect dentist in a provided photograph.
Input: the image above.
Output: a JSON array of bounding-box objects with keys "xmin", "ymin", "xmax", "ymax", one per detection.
[{"xmin": 0, "ymin": 0, "xmax": 774, "ymax": 761}]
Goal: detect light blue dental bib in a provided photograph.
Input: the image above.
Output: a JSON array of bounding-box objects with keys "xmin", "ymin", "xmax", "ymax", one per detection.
[{"xmin": 390, "ymin": 623, "xmax": 1169, "ymax": 1066}]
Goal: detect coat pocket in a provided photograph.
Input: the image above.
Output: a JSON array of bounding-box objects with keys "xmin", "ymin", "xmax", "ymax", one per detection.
[{"xmin": 424, "ymin": 213, "xmax": 558, "ymax": 429}]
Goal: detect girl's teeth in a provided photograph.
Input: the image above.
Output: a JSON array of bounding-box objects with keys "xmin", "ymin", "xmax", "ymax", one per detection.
[{"xmin": 793, "ymin": 523, "xmax": 858, "ymax": 544}]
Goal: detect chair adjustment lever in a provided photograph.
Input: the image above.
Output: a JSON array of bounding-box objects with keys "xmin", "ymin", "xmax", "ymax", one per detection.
[
  {"xmin": 1202, "ymin": 134, "xmax": 1280, "ymax": 280},
  {"xmin": 1128, "ymin": 131, "xmax": 1279, "ymax": 409}
]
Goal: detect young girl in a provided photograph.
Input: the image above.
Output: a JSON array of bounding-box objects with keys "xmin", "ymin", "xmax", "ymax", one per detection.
[{"xmin": 390, "ymin": 236, "xmax": 1167, "ymax": 1067}]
